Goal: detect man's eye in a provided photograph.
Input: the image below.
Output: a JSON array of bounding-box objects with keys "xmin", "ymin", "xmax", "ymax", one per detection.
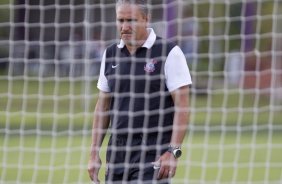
[
  {"xmin": 117, "ymin": 19, "xmax": 137, "ymax": 23},
  {"xmin": 128, "ymin": 19, "xmax": 137, "ymax": 23}
]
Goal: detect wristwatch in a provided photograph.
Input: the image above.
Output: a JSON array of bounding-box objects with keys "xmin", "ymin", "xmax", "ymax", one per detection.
[{"xmin": 167, "ymin": 145, "xmax": 182, "ymax": 159}]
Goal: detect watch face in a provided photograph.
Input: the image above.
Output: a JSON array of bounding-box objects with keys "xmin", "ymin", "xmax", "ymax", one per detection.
[{"xmin": 173, "ymin": 149, "xmax": 182, "ymax": 158}]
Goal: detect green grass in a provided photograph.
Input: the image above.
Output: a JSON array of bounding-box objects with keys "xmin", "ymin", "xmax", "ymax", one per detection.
[
  {"xmin": 0, "ymin": 132, "xmax": 281, "ymax": 183},
  {"xmin": 175, "ymin": 132, "xmax": 282, "ymax": 183},
  {"xmin": 0, "ymin": 78, "xmax": 282, "ymax": 183},
  {"xmin": 1, "ymin": 79, "xmax": 281, "ymax": 129}
]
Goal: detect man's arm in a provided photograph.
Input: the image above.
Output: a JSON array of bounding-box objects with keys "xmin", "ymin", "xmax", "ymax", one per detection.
[
  {"xmin": 156, "ymin": 85, "xmax": 190, "ymax": 180},
  {"xmin": 88, "ymin": 91, "xmax": 111, "ymax": 183},
  {"xmin": 170, "ymin": 85, "xmax": 190, "ymax": 147}
]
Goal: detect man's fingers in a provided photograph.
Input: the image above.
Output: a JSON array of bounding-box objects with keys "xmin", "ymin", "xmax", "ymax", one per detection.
[
  {"xmin": 92, "ymin": 176, "xmax": 100, "ymax": 184},
  {"xmin": 157, "ymin": 166, "xmax": 165, "ymax": 179},
  {"xmin": 92, "ymin": 180, "xmax": 100, "ymax": 184},
  {"xmin": 89, "ymin": 170, "xmax": 100, "ymax": 183},
  {"xmin": 87, "ymin": 166, "xmax": 94, "ymax": 180},
  {"xmin": 158, "ymin": 166, "xmax": 171, "ymax": 180},
  {"xmin": 89, "ymin": 167, "xmax": 99, "ymax": 180},
  {"xmin": 168, "ymin": 170, "xmax": 175, "ymax": 178},
  {"xmin": 154, "ymin": 152, "xmax": 178, "ymax": 180},
  {"xmin": 88, "ymin": 160, "xmax": 101, "ymax": 182},
  {"xmin": 156, "ymin": 161, "xmax": 176, "ymax": 179},
  {"xmin": 163, "ymin": 169, "xmax": 170, "ymax": 178}
]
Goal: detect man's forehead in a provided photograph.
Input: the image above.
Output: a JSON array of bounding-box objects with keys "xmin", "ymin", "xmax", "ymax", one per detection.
[{"xmin": 116, "ymin": 4, "xmax": 142, "ymax": 16}]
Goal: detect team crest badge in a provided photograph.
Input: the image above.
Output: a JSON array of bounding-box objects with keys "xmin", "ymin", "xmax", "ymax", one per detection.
[{"xmin": 144, "ymin": 59, "xmax": 158, "ymax": 73}]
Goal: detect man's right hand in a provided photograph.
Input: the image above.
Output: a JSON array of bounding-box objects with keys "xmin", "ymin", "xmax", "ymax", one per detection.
[{"xmin": 88, "ymin": 155, "xmax": 102, "ymax": 183}]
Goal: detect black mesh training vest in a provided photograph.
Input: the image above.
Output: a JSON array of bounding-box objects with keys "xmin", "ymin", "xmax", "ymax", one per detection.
[{"xmin": 104, "ymin": 38, "xmax": 176, "ymax": 145}]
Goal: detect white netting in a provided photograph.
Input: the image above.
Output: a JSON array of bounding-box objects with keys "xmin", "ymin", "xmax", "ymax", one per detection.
[{"xmin": 0, "ymin": 0, "xmax": 282, "ymax": 183}]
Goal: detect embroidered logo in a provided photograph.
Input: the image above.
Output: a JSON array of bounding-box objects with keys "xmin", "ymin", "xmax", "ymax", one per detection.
[
  {"xmin": 144, "ymin": 59, "xmax": 158, "ymax": 73},
  {"xmin": 111, "ymin": 64, "xmax": 119, "ymax": 69}
]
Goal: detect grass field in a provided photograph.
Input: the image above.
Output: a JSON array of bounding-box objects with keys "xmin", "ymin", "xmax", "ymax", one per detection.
[
  {"xmin": 0, "ymin": 79, "xmax": 282, "ymax": 183},
  {"xmin": 1, "ymin": 132, "xmax": 281, "ymax": 183}
]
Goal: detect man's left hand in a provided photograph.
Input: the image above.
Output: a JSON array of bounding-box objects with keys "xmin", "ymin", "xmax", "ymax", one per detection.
[{"xmin": 152, "ymin": 151, "xmax": 178, "ymax": 180}]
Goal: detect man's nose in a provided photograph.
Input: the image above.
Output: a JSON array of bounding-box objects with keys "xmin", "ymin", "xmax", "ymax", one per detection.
[{"xmin": 121, "ymin": 22, "xmax": 131, "ymax": 31}]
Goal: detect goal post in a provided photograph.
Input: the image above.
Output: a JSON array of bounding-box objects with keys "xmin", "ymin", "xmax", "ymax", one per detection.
[{"xmin": 0, "ymin": 0, "xmax": 282, "ymax": 183}]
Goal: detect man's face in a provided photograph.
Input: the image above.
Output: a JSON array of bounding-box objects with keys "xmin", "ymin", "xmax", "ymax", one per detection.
[{"xmin": 116, "ymin": 4, "xmax": 148, "ymax": 46}]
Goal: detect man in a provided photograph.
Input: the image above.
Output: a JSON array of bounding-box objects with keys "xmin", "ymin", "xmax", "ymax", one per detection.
[{"xmin": 88, "ymin": 0, "xmax": 192, "ymax": 183}]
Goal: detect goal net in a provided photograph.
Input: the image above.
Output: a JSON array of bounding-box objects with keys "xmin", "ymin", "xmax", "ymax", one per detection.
[{"xmin": 1, "ymin": 0, "xmax": 282, "ymax": 183}]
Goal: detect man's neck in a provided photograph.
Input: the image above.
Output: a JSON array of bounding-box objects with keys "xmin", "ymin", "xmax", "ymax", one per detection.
[
  {"xmin": 126, "ymin": 42, "xmax": 144, "ymax": 55},
  {"xmin": 125, "ymin": 31, "xmax": 149, "ymax": 55}
]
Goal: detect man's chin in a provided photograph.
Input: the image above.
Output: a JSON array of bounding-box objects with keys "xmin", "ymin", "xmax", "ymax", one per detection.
[
  {"xmin": 122, "ymin": 38, "xmax": 136, "ymax": 46},
  {"xmin": 122, "ymin": 35, "xmax": 133, "ymax": 41}
]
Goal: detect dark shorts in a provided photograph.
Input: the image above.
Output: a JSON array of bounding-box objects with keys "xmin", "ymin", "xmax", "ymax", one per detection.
[{"xmin": 105, "ymin": 134, "xmax": 171, "ymax": 184}]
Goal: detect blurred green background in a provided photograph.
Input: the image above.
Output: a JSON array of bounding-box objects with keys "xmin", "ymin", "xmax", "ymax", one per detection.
[
  {"xmin": 0, "ymin": 79, "xmax": 281, "ymax": 183},
  {"xmin": 1, "ymin": 0, "xmax": 282, "ymax": 183}
]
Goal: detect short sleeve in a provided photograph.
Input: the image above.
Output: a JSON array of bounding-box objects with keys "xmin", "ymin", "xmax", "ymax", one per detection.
[
  {"xmin": 165, "ymin": 46, "xmax": 192, "ymax": 92},
  {"xmin": 97, "ymin": 50, "xmax": 111, "ymax": 92}
]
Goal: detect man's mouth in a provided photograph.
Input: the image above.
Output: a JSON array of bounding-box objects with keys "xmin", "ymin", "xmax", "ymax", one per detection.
[
  {"xmin": 122, "ymin": 33, "xmax": 132, "ymax": 35},
  {"xmin": 121, "ymin": 33, "xmax": 133, "ymax": 40}
]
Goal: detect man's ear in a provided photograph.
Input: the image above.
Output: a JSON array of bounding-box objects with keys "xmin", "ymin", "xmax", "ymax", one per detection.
[
  {"xmin": 144, "ymin": 14, "xmax": 150, "ymax": 27},
  {"xmin": 146, "ymin": 14, "xmax": 151, "ymax": 22}
]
